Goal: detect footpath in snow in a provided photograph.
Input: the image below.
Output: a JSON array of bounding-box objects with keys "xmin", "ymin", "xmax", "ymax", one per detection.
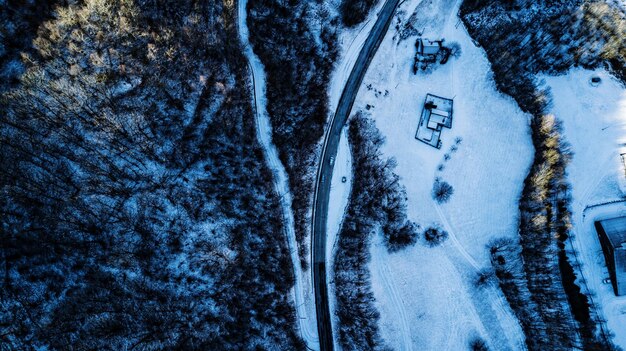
[
  {"xmin": 236, "ymin": 1, "xmax": 319, "ymax": 349},
  {"xmin": 541, "ymin": 69, "xmax": 626, "ymax": 349},
  {"xmin": 351, "ymin": 0, "xmax": 533, "ymax": 349}
]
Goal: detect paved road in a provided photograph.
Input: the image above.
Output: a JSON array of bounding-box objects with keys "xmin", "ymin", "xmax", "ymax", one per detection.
[{"xmin": 311, "ymin": 0, "xmax": 401, "ymax": 349}]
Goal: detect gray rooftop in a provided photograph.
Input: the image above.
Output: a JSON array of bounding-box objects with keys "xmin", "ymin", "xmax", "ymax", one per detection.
[{"xmin": 599, "ymin": 217, "xmax": 626, "ymax": 248}]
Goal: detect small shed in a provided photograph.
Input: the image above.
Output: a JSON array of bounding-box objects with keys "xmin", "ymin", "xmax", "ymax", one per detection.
[{"xmin": 595, "ymin": 217, "xmax": 626, "ymax": 296}]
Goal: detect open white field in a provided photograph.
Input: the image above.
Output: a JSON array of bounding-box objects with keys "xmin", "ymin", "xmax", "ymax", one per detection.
[
  {"xmin": 541, "ymin": 68, "xmax": 626, "ymax": 348},
  {"xmin": 351, "ymin": 0, "xmax": 535, "ymax": 349}
]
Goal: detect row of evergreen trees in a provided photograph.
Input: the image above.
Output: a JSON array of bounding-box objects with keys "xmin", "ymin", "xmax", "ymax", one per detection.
[
  {"xmin": 461, "ymin": 0, "xmax": 625, "ymax": 349},
  {"xmin": 334, "ymin": 114, "xmax": 418, "ymax": 351}
]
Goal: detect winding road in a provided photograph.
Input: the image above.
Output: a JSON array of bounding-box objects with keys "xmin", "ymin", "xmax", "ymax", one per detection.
[{"xmin": 311, "ymin": 0, "xmax": 401, "ymax": 349}]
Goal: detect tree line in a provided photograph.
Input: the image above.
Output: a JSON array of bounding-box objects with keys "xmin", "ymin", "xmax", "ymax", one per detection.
[
  {"xmin": 333, "ymin": 114, "xmax": 418, "ymax": 351},
  {"xmin": 461, "ymin": 1, "xmax": 625, "ymax": 349},
  {"xmin": 246, "ymin": 0, "xmax": 339, "ymax": 269}
]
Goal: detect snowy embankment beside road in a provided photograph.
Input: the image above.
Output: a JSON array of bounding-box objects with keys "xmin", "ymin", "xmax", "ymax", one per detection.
[
  {"xmin": 350, "ymin": 0, "xmax": 533, "ymax": 349},
  {"xmin": 326, "ymin": 128, "xmax": 352, "ymax": 351},
  {"xmin": 236, "ymin": 1, "xmax": 318, "ymax": 349},
  {"xmin": 540, "ymin": 69, "xmax": 626, "ymax": 349},
  {"xmin": 324, "ymin": 3, "xmax": 384, "ymax": 347},
  {"xmin": 327, "ymin": 0, "xmax": 386, "ymax": 110}
]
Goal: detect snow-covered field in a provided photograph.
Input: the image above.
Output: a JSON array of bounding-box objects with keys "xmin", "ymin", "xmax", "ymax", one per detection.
[
  {"xmin": 540, "ymin": 69, "xmax": 626, "ymax": 349},
  {"xmin": 242, "ymin": 0, "xmax": 626, "ymax": 346},
  {"xmin": 348, "ymin": 0, "xmax": 536, "ymax": 348}
]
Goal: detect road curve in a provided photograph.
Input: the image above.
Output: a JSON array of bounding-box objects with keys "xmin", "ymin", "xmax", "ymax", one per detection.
[{"xmin": 311, "ymin": 0, "xmax": 401, "ymax": 349}]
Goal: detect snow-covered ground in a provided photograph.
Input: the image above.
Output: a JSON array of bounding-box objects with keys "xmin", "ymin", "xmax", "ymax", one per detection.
[
  {"xmin": 326, "ymin": 128, "xmax": 352, "ymax": 351},
  {"xmin": 540, "ymin": 69, "xmax": 626, "ymax": 349},
  {"xmin": 609, "ymin": 0, "xmax": 626, "ymax": 13},
  {"xmin": 236, "ymin": 1, "xmax": 319, "ymax": 349},
  {"xmin": 348, "ymin": 0, "xmax": 535, "ymax": 348}
]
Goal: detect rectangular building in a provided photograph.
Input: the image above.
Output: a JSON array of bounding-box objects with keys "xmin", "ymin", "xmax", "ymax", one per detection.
[
  {"xmin": 595, "ymin": 217, "xmax": 626, "ymax": 296},
  {"xmin": 415, "ymin": 94, "xmax": 453, "ymax": 149}
]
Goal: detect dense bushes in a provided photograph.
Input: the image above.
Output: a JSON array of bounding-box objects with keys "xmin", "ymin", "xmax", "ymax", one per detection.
[
  {"xmin": 0, "ymin": 0, "xmax": 60, "ymax": 92},
  {"xmin": 423, "ymin": 226, "xmax": 448, "ymax": 247},
  {"xmin": 516, "ymin": 115, "xmax": 611, "ymax": 350},
  {"xmin": 339, "ymin": 0, "xmax": 378, "ymax": 27},
  {"xmin": 0, "ymin": 0, "xmax": 302, "ymax": 349},
  {"xmin": 489, "ymin": 235, "xmax": 559, "ymax": 351},
  {"xmin": 247, "ymin": 0, "xmax": 339, "ymax": 267},
  {"xmin": 333, "ymin": 114, "xmax": 418, "ymax": 350},
  {"xmin": 469, "ymin": 337, "xmax": 490, "ymax": 351},
  {"xmin": 487, "ymin": 105, "xmax": 616, "ymax": 351},
  {"xmin": 432, "ymin": 178, "xmax": 454, "ymax": 203},
  {"xmin": 518, "ymin": 116, "xmax": 577, "ymax": 349},
  {"xmin": 461, "ymin": 0, "xmax": 626, "ymax": 115},
  {"xmin": 348, "ymin": 114, "xmax": 419, "ymax": 252}
]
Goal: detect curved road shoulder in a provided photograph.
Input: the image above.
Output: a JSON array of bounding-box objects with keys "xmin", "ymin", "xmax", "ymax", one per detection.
[{"xmin": 311, "ymin": 1, "xmax": 401, "ymax": 350}]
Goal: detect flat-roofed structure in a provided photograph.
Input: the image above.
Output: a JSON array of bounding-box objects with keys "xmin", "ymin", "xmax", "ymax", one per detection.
[
  {"xmin": 595, "ymin": 217, "xmax": 626, "ymax": 296},
  {"xmin": 416, "ymin": 38, "xmax": 442, "ymax": 63},
  {"xmin": 415, "ymin": 94, "xmax": 453, "ymax": 149}
]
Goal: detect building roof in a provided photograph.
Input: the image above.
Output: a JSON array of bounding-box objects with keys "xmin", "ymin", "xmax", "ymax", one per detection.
[
  {"xmin": 427, "ymin": 119, "xmax": 440, "ymax": 130},
  {"xmin": 417, "ymin": 38, "xmax": 442, "ymax": 56},
  {"xmin": 597, "ymin": 217, "xmax": 626, "ymax": 296},
  {"xmin": 422, "ymin": 44, "xmax": 440, "ymax": 55},
  {"xmin": 431, "ymin": 109, "xmax": 450, "ymax": 118},
  {"xmin": 415, "ymin": 94, "xmax": 453, "ymax": 149},
  {"xmin": 429, "ymin": 113, "xmax": 447, "ymax": 125},
  {"xmin": 600, "ymin": 217, "xmax": 626, "ymax": 249}
]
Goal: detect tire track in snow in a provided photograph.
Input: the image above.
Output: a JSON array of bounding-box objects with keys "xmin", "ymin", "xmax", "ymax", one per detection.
[
  {"xmin": 237, "ymin": 1, "xmax": 318, "ymax": 349},
  {"xmin": 425, "ymin": 3, "xmax": 526, "ymax": 345},
  {"xmin": 577, "ymin": 153, "xmax": 616, "ymax": 208},
  {"xmin": 435, "ymin": 202, "xmax": 526, "ymax": 350},
  {"xmin": 376, "ymin": 256, "xmax": 413, "ymax": 351},
  {"xmin": 434, "ymin": 202, "xmax": 480, "ymax": 270},
  {"xmin": 329, "ymin": 16, "xmax": 375, "ymax": 110},
  {"xmin": 444, "ymin": 246, "xmax": 523, "ymax": 351}
]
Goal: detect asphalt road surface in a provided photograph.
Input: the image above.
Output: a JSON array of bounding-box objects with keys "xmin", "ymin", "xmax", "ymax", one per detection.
[{"xmin": 311, "ymin": 0, "xmax": 401, "ymax": 349}]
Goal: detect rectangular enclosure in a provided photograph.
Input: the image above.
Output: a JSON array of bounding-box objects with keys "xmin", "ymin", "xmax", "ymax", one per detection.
[{"xmin": 415, "ymin": 93, "xmax": 454, "ymax": 149}]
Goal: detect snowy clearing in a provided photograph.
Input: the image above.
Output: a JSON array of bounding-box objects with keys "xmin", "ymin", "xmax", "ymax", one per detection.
[
  {"xmin": 351, "ymin": 0, "xmax": 534, "ymax": 348},
  {"xmin": 237, "ymin": 1, "xmax": 318, "ymax": 348},
  {"xmin": 540, "ymin": 68, "xmax": 626, "ymax": 349}
]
